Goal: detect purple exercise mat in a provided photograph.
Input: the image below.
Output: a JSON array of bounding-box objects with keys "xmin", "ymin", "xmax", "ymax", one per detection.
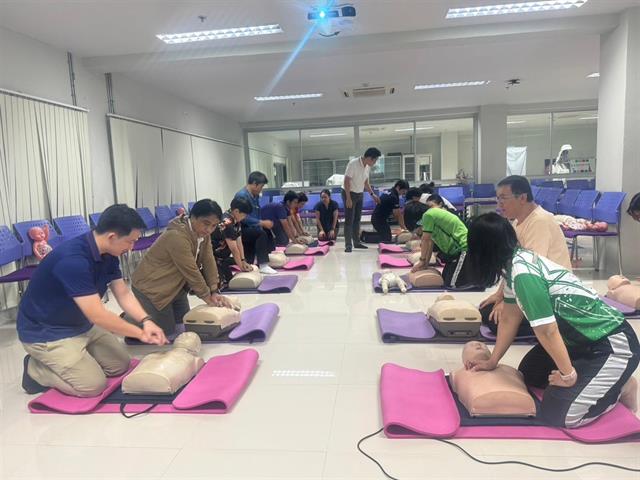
[
  {"xmin": 601, "ymin": 295, "xmax": 640, "ymax": 318},
  {"xmin": 377, "ymin": 309, "xmax": 537, "ymax": 344},
  {"xmin": 224, "ymin": 274, "xmax": 298, "ymax": 294},
  {"xmin": 125, "ymin": 303, "xmax": 279, "ymax": 345}
]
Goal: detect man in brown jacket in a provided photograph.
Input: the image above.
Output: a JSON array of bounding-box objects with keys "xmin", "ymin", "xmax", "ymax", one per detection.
[{"xmin": 132, "ymin": 199, "xmax": 233, "ymax": 335}]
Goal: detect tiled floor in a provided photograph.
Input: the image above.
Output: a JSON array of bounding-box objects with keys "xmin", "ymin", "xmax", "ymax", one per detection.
[{"xmin": 0, "ymin": 241, "xmax": 638, "ymax": 480}]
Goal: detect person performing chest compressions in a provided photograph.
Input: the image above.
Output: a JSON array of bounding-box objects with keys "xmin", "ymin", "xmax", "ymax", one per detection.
[
  {"xmin": 367, "ymin": 180, "xmax": 409, "ymax": 244},
  {"xmin": 18, "ymin": 204, "xmax": 168, "ymax": 397},
  {"xmin": 410, "ymin": 199, "xmax": 474, "ymax": 289},
  {"xmin": 466, "ymin": 213, "xmax": 638, "ymax": 427},
  {"xmin": 131, "ymin": 199, "xmax": 235, "ymax": 337}
]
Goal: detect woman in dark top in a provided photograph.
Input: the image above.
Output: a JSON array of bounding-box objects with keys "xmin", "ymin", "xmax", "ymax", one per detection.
[
  {"xmin": 211, "ymin": 197, "xmax": 254, "ymax": 288},
  {"xmin": 314, "ymin": 189, "xmax": 339, "ymax": 240}
]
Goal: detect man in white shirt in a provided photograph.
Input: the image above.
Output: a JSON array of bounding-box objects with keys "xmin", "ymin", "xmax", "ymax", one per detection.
[{"xmin": 341, "ymin": 147, "xmax": 381, "ymax": 252}]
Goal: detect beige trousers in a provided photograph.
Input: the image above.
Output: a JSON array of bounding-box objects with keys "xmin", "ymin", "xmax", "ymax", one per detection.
[{"xmin": 23, "ymin": 326, "xmax": 130, "ymax": 397}]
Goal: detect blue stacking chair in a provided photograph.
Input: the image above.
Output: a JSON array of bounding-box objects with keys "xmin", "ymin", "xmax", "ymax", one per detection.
[
  {"xmin": 556, "ymin": 189, "xmax": 581, "ymax": 216},
  {"xmin": 530, "ymin": 178, "xmax": 547, "ymax": 186},
  {"xmin": 89, "ymin": 212, "xmax": 102, "ymax": 228},
  {"xmin": 566, "ymin": 179, "xmax": 591, "ymax": 190},
  {"xmin": 0, "ymin": 225, "xmax": 37, "ymax": 294},
  {"xmin": 301, "ymin": 193, "xmax": 321, "ymax": 213},
  {"xmin": 188, "ymin": 201, "xmax": 195, "ymax": 212},
  {"xmin": 53, "ymin": 215, "xmax": 90, "ymax": 241},
  {"xmin": 569, "ymin": 190, "xmax": 600, "ymax": 221},
  {"xmin": 259, "ymin": 195, "xmax": 272, "ymax": 208},
  {"xmin": 538, "ymin": 187, "xmax": 563, "ymax": 214},
  {"xmin": 155, "ymin": 205, "xmax": 174, "ymax": 230},
  {"xmin": 271, "ymin": 195, "xmax": 284, "ymax": 204},
  {"xmin": 438, "ymin": 186, "xmax": 465, "ymax": 210},
  {"xmin": 530, "ymin": 185, "xmax": 541, "ymax": 202},
  {"xmin": 13, "ymin": 220, "xmax": 63, "ymax": 258},
  {"xmin": 540, "ymin": 180, "xmax": 565, "ymax": 189}
]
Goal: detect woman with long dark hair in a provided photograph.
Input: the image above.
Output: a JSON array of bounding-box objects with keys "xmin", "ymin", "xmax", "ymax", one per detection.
[{"xmin": 466, "ymin": 212, "xmax": 638, "ymax": 427}]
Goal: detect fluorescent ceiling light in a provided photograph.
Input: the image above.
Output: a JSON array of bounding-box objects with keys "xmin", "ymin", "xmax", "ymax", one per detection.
[
  {"xmin": 272, "ymin": 370, "xmax": 336, "ymax": 377},
  {"xmin": 507, "ymin": 120, "xmax": 527, "ymax": 125},
  {"xmin": 394, "ymin": 126, "xmax": 434, "ymax": 132},
  {"xmin": 586, "ymin": 72, "xmax": 600, "ymax": 78},
  {"xmin": 254, "ymin": 93, "xmax": 323, "ymax": 101},
  {"xmin": 157, "ymin": 24, "xmax": 283, "ymax": 44},
  {"xmin": 446, "ymin": 0, "xmax": 588, "ymax": 19},
  {"xmin": 579, "ymin": 116, "xmax": 598, "ymax": 120},
  {"xmin": 308, "ymin": 133, "xmax": 347, "ymax": 138},
  {"xmin": 414, "ymin": 81, "xmax": 489, "ymax": 90}
]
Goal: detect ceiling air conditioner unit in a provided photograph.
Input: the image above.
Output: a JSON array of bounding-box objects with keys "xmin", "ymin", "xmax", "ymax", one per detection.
[{"xmin": 343, "ymin": 85, "xmax": 396, "ymax": 98}]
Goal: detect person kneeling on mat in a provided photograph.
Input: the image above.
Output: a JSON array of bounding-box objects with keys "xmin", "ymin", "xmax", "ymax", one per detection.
[
  {"xmin": 466, "ymin": 212, "xmax": 638, "ymax": 427},
  {"xmin": 211, "ymin": 196, "xmax": 254, "ymax": 289},
  {"xmin": 410, "ymin": 198, "xmax": 475, "ymax": 289},
  {"xmin": 18, "ymin": 204, "xmax": 168, "ymax": 397},
  {"xmin": 261, "ymin": 191, "xmax": 303, "ymax": 247},
  {"xmin": 403, "ymin": 188, "xmax": 427, "ymax": 234},
  {"xmin": 314, "ymin": 189, "xmax": 339, "ymax": 241},
  {"xmin": 131, "ymin": 199, "xmax": 234, "ymax": 337},
  {"xmin": 290, "ymin": 192, "xmax": 308, "ymax": 238},
  {"xmin": 364, "ymin": 179, "xmax": 409, "ymax": 244},
  {"xmin": 234, "ymin": 171, "xmax": 278, "ymax": 275}
]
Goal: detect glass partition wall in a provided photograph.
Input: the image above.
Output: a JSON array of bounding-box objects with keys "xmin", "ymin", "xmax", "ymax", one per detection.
[{"xmin": 247, "ymin": 116, "xmax": 477, "ymax": 188}]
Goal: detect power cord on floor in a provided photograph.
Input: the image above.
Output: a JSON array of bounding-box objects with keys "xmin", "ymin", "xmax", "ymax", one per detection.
[{"xmin": 356, "ymin": 427, "xmax": 640, "ymax": 478}]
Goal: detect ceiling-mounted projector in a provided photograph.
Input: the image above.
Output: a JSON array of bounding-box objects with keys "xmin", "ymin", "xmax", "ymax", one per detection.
[{"xmin": 308, "ymin": 4, "xmax": 356, "ymax": 37}]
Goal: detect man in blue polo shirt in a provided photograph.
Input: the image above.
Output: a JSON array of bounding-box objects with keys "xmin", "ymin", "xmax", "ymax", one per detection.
[
  {"xmin": 18, "ymin": 204, "xmax": 167, "ymax": 397},
  {"xmin": 261, "ymin": 191, "xmax": 301, "ymax": 246}
]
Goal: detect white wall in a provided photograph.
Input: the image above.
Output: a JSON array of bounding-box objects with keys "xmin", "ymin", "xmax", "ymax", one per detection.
[{"xmin": 0, "ymin": 25, "xmax": 243, "ymax": 215}]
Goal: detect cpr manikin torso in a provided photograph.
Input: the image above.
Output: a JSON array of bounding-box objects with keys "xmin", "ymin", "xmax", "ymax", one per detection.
[
  {"xmin": 296, "ymin": 235, "xmax": 314, "ymax": 245},
  {"xmin": 396, "ymin": 231, "xmax": 413, "ymax": 244},
  {"xmin": 285, "ymin": 243, "xmax": 308, "ymax": 255},
  {"xmin": 427, "ymin": 294, "xmax": 481, "ymax": 337},
  {"xmin": 122, "ymin": 332, "xmax": 205, "ymax": 395},
  {"xmin": 183, "ymin": 296, "xmax": 241, "ymax": 339},
  {"xmin": 228, "ymin": 265, "xmax": 263, "ymax": 289},
  {"xmin": 408, "ymin": 268, "xmax": 444, "ymax": 287},
  {"xmin": 405, "ymin": 239, "xmax": 421, "ymax": 251},
  {"xmin": 269, "ymin": 251, "xmax": 288, "ymax": 268},
  {"xmin": 450, "ymin": 341, "xmax": 536, "ymax": 417},
  {"xmin": 607, "ymin": 275, "xmax": 640, "ymax": 310}
]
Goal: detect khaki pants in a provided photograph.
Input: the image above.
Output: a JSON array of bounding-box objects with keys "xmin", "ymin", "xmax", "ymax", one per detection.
[{"xmin": 23, "ymin": 326, "xmax": 130, "ymax": 397}]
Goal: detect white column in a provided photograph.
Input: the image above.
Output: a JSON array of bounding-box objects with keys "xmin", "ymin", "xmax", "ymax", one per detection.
[
  {"xmin": 441, "ymin": 131, "xmax": 459, "ymax": 179},
  {"xmin": 596, "ymin": 7, "xmax": 640, "ymax": 275},
  {"xmin": 478, "ymin": 104, "xmax": 508, "ymax": 184}
]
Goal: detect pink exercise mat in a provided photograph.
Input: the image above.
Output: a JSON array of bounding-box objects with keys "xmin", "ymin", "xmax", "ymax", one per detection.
[
  {"xmin": 28, "ymin": 349, "xmax": 259, "ymax": 415},
  {"xmin": 381, "ymin": 363, "xmax": 640, "ymax": 443},
  {"xmin": 378, "ymin": 254, "xmax": 411, "ymax": 268},
  {"xmin": 378, "ymin": 243, "xmax": 407, "ymax": 253}
]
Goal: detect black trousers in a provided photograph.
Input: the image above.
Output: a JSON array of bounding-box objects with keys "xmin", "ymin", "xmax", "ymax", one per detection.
[
  {"xmin": 373, "ymin": 216, "xmax": 392, "ymax": 241},
  {"xmin": 215, "ymin": 255, "xmax": 237, "ymax": 285},
  {"xmin": 241, "ymin": 227, "xmax": 274, "ymax": 265},
  {"xmin": 480, "ymin": 302, "xmax": 535, "ymax": 337},
  {"xmin": 440, "ymin": 251, "xmax": 475, "ymax": 288},
  {"xmin": 341, "ymin": 190, "xmax": 364, "ymax": 248},
  {"xmin": 131, "ymin": 286, "xmax": 190, "ymax": 336},
  {"xmin": 317, "ymin": 222, "xmax": 339, "ymax": 238},
  {"xmin": 518, "ymin": 321, "xmax": 639, "ymax": 428}
]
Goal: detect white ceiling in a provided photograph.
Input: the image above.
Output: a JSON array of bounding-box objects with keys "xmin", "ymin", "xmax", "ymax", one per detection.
[{"xmin": 1, "ymin": 0, "xmax": 638, "ymax": 123}]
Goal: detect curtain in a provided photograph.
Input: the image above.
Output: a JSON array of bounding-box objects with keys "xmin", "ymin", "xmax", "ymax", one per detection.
[
  {"xmin": 0, "ymin": 92, "xmax": 92, "ymax": 310},
  {"xmin": 507, "ymin": 146, "xmax": 527, "ymax": 176},
  {"xmin": 110, "ymin": 116, "xmax": 245, "ymax": 212}
]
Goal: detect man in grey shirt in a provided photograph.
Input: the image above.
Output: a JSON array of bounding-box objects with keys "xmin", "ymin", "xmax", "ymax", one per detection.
[{"xmin": 341, "ymin": 147, "xmax": 381, "ymax": 252}]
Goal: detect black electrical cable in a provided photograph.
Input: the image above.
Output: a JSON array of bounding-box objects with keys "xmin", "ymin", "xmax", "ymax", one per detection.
[{"xmin": 357, "ymin": 428, "xmax": 640, "ymax": 478}]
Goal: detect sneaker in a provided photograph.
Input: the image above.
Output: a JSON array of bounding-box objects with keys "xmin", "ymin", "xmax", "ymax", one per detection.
[
  {"xmin": 259, "ymin": 265, "xmax": 278, "ymax": 275},
  {"xmin": 345, "ymin": 246, "xmax": 352, "ymax": 253},
  {"xmin": 22, "ymin": 355, "xmax": 47, "ymax": 395},
  {"xmin": 353, "ymin": 243, "xmax": 369, "ymax": 249}
]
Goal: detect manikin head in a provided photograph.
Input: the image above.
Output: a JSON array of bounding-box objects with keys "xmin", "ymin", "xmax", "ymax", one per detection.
[
  {"xmin": 173, "ymin": 331, "xmax": 202, "ymax": 355},
  {"xmin": 229, "ymin": 196, "xmax": 252, "ymax": 223},
  {"xmin": 94, "ymin": 204, "xmax": 146, "ymax": 256},
  {"xmin": 462, "ymin": 341, "xmax": 491, "ymax": 365},
  {"xmin": 362, "ymin": 147, "xmax": 382, "ymax": 167},
  {"xmin": 176, "ymin": 207, "xmax": 186, "ymax": 216},
  {"xmin": 28, "ymin": 226, "xmax": 46, "ymax": 242},
  {"xmin": 496, "ymin": 175, "xmax": 534, "ymax": 221},
  {"xmin": 246, "ymin": 171, "xmax": 268, "ymax": 196},
  {"xmin": 189, "ymin": 199, "xmax": 222, "ymax": 238}
]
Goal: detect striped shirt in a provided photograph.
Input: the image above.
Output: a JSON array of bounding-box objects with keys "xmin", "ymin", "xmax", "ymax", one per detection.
[{"xmin": 503, "ymin": 248, "xmax": 623, "ymax": 346}]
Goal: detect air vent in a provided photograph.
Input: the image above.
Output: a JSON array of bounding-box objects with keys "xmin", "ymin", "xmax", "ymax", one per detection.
[{"xmin": 343, "ymin": 85, "xmax": 396, "ymax": 98}]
